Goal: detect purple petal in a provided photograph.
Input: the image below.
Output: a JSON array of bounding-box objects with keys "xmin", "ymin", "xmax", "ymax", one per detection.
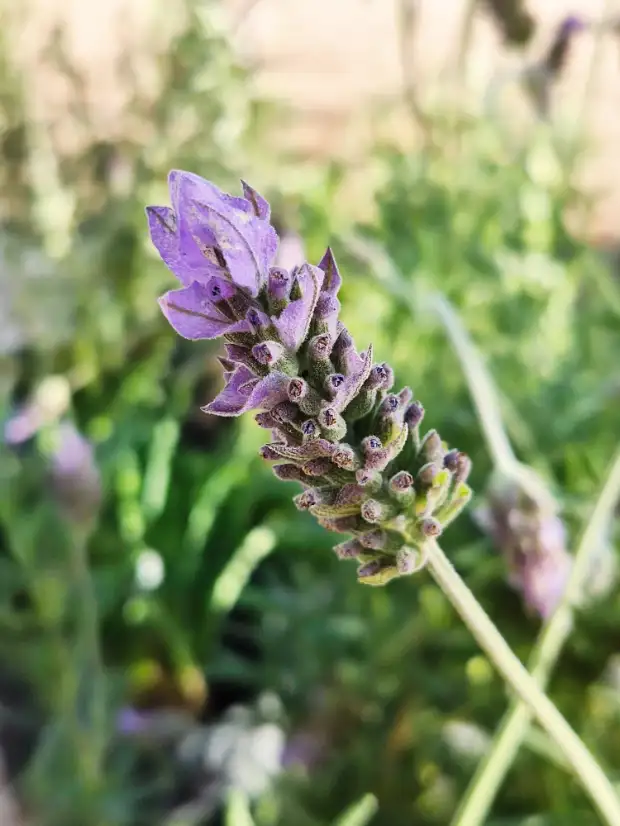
[
  {"xmin": 245, "ymin": 372, "xmax": 290, "ymax": 410},
  {"xmin": 169, "ymin": 170, "xmax": 252, "ymax": 217},
  {"xmin": 203, "ymin": 367, "xmax": 290, "ymax": 417},
  {"xmin": 318, "ymin": 248, "xmax": 342, "ymax": 295},
  {"xmin": 521, "ymin": 548, "xmax": 572, "ymax": 619},
  {"xmin": 189, "ymin": 200, "xmax": 278, "ymax": 296},
  {"xmin": 158, "ymin": 283, "xmax": 237, "ymax": 340},
  {"xmin": 147, "ymin": 204, "xmax": 224, "ymax": 286},
  {"xmin": 273, "ymin": 264, "xmax": 323, "ymax": 350},
  {"xmin": 146, "ymin": 206, "xmax": 180, "ymax": 272},
  {"xmin": 241, "ymin": 180, "xmax": 271, "ymax": 221},
  {"xmin": 203, "ymin": 365, "xmax": 257, "ymax": 416},
  {"xmin": 332, "ymin": 345, "xmax": 374, "ymax": 412}
]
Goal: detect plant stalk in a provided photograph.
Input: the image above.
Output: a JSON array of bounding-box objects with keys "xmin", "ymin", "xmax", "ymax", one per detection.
[
  {"xmin": 425, "ymin": 539, "xmax": 620, "ymax": 826},
  {"xmin": 451, "ymin": 449, "xmax": 620, "ymax": 826}
]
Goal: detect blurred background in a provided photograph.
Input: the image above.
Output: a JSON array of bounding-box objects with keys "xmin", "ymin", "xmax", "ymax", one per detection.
[{"xmin": 1, "ymin": 0, "xmax": 620, "ymax": 824}]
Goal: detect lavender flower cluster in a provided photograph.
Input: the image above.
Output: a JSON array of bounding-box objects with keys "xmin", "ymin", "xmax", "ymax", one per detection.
[{"xmin": 147, "ymin": 172, "xmax": 472, "ymax": 585}]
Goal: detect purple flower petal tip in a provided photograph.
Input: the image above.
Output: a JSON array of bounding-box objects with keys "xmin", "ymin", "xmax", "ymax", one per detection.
[
  {"xmin": 202, "ymin": 367, "xmax": 290, "ymax": 417},
  {"xmin": 241, "ymin": 179, "xmax": 271, "ymax": 221},
  {"xmin": 318, "ymin": 247, "xmax": 342, "ymax": 295},
  {"xmin": 274, "ymin": 263, "xmax": 323, "ymax": 350},
  {"xmin": 158, "ymin": 283, "xmax": 237, "ymax": 340}
]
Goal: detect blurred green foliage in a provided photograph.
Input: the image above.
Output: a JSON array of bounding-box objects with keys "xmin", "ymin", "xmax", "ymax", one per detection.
[{"xmin": 1, "ymin": 2, "xmax": 620, "ymax": 826}]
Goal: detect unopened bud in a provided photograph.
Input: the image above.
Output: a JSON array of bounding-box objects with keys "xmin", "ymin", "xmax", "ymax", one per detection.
[
  {"xmin": 302, "ymin": 457, "xmax": 333, "ymax": 477},
  {"xmin": 252, "ymin": 340, "xmax": 284, "ymax": 366},
  {"xmin": 260, "ymin": 444, "xmax": 282, "ymax": 460},
  {"xmin": 365, "ymin": 363, "xmax": 394, "ymax": 391},
  {"xmin": 389, "ymin": 470, "xmax": 414, "ymax": 492},
  {"xmin": 294, "ymin": 490, "xmax": 320, "ymax": 510},
  {"xmin": 268, "ymin": 267, "xmax": 291, "ymax": 301},
  {"xmin": 334, "ymin": 539, "xmax": 364, "ymax": 559},
  {"xmin": 301, "ymin": 419, "xmax": 320, "ymax": 441},
  {"xmin": 443, "ymin": 449, "xmax": 460, "ymax": 473},
  {"xmin": 361, "ymin": 499, "xmax": 395, "ymax": 524},
  {"xmin": 420, "ymin": 430, "xmax": 444, "ymax": 464},
  {"xmin": 255, "ymin": 412, "xmax": 278, "ymax": 429},
  {"xmin": 273, "ymin": 464, "xmax": 306, "ymax": 482},
  {"xmin": 419, "ymin": 517, "xmax": 442, "ymax": 537},
  {"xmin": 325, "ymin": 373, "xmax": 346, "ymax": 399},
  {"xmin": 396, "ymin": 547, "xmax": 419, "ymax": 574},
  {"xmin": 416, "ymin": 462, "xmax": 438, "ymax": 489},
  {"xmin": 355, "ymin": 469, "xmax": 383, "ymax": 492},
  {"xmin": 308, "ymin": 333, "xmax": 333, "ymax": 361},
  {"xmin": 404, "ymin": 402, "xmax": 425, "ymax": 429},
  {"xmin": 455, "ymin": 453, "xmax": 472, "ymax": 484}
]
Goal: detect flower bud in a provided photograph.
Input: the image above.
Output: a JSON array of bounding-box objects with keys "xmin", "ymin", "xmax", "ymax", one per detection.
[
  {"xmin": 302, "ymin": 457, "xmax": 333, "ymax": 477},
  {"xmin": 334, "ymin": 539, "xmax": 364, "ymax": 559},
  {"xmin": 271, "ymin": 402, "xmax": 301, "ymax": 425},
  {"xmin": 420, "ymin": 430, "xmax": 444, "ymax": 465},
  {"xmin": 246, "ymin": 307, "xmax": 271, "ymax": 335},
  {"xmin": 357, "ymin": 557, "xmax": 401, "ymax": 586},
  {"xmin": 389, "ymin": 470, "xmax": 415, "ymax": 507},
  {"xmin": 443, "ymin": 449, "xmax": 460, "ymax": 473},
  {"xmin": 331, "ymin": 444, "xmax": 361, "ymax": 471},
  {"xmin": 301, "ymin": 419, "xmax": 320, "ymax": 442},
  {"xmin": 365, "ymin": 363, "xmax": 394, "ymax": 392},
  {"xmin": 255, "ymin": 412, "xmax": 278, "ymax": 429},
  {"xmin": 268, "ymin": 267, "xmax": 291, "ymax": 303},
  {"xmin": 308, "ymin": 333, "xmax": 333, "ymax": 361},
  {"xmin": 455, "ymin": 453, "xmax": 472, "ymax": 484},
  {"xmin": 252, "ymin": 341, "xmax": 284, "ymax": 366},
  {"xmin": 416, "ymin": 462, "xmax": 439, "ymax": 490},
  {"xmin": 294, "ymin": 489, "xmax": 320, "ymax": 510},
  {"xmin": 396, "ymin": 547, "xmax": 420, "ymax": 575},
  {"xmin": 360, "ymin": 499, "xmax": 395, "ymax": 524},
  {"xmin": 419, "ymin": 517, "xmax": 442, "ymax": 538},
  {"xmin": 273, "ymin": 464, "xmax": 307, "ymax": 482},
  {"xmin": 355, "ymin": 468, "xmax": 383, "ymax": 493},
  {"xmin": 259, "ymin": 444, "xmax": 282, "ymax": 461},
  {"xmin": 404, "ymin": 402, "xmax": 425, "ymax": 429},
  {"xmin": 288, "ymin": 378, "xmax": 323, "ymax": 416},
  {"xmin": 325, "ymin": 373, "xmax": 346, "ymax": 400},
  {"xmin": 318, "ymin": 407, "xmax": 347, "ymax": 441},
  {"xmin": 312, "ymin": 293, "xmax": 340, "ymax": 337}
]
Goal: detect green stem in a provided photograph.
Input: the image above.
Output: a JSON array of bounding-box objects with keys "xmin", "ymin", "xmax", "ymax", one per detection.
[
  {"xmin": 451, "ymin": 449, "xmax": 620, "ymax": 826},
  {"xmin": 428, "ymin": 292, "xmax": 517, "ymax": 476},
  {"xmin": 425, "ymin": 539, "xmax": 620, "ymax": 826}
]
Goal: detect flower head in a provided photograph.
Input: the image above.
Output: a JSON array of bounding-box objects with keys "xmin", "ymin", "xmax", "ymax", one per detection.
[
  {"xmin": 148, "ymin": 173, "xmax": 472, "ymax": 584},
  {"xmin": 475, "ymin": 470, "xmax": 572, "ymax": 618}
]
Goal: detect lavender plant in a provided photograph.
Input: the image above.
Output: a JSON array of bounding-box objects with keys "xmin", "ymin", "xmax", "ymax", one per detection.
[
  {"xmin": 147, "ymin": 172, "xmax": 620, "ymax": 826},
  {"xmin": 147, "ymin": 171, "xmax": 473, "ymax": 585}
]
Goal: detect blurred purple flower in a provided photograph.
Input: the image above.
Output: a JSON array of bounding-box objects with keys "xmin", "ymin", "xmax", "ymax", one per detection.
[
  {"xmin": 476, "ymin": 476, "xmax": 572, "ymax": 619},
  {"xmin": 281, "ymin": 731, "xmax": 326, "ymax": 771},
  {"xmin": 4, "ymin": 388, "xmax": 101, "ymax": 526},
  {"xmin": 48, "ymin": 423, "xmax": 102, "ymax": 524}
]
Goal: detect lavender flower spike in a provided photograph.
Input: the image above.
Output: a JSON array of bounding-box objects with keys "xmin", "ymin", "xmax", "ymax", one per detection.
[{"xmin": 148, "ymin": 174, "xmax": 472, "ymax": 584}]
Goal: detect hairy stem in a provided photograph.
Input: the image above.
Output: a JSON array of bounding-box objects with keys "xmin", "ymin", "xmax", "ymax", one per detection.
[
  {"xmin": 425, "ymin": 539, "xmax": 620, "ymax": 826},
  {"xmin": 451, "ymin": 449, "xmax": 620, "ymax": 826}
]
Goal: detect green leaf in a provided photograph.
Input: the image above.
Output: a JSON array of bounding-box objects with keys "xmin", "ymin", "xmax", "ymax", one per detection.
[
  {"xmin": 141, "ymin": 417, "xmax": 180, "ymax": 525},
  {"xmin": 225, "ymin": 789, "xmax": 255, "ymax": 826},
  {"xmin": 332, "ymin": 793, "xmax": 378, "ymax": 826}
]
